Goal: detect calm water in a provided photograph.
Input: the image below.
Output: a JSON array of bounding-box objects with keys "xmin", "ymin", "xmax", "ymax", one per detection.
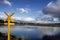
[{"xmin": 0, "ymin": 25, "xmax": 60, "ymax": 40}]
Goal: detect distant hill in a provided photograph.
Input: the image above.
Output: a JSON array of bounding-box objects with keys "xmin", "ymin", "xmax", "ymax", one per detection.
[
  {"xmin": 0, "ymin": 19, "xmax": 60, "ymax": 26},
  {"xmin": 0, "ymin": 20, "xmax": 4, "ymax": 25}
]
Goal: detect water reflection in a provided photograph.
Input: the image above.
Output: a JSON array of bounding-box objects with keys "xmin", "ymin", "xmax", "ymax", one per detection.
[{"xmin": 0, "ymin": 25, "xmax": 60, "ymax": 39}]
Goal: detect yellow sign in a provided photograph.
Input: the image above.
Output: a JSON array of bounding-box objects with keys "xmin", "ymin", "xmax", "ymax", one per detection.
[{"xmin": 4, "ymin": 12, "xmax": 14, "ymax": 40}]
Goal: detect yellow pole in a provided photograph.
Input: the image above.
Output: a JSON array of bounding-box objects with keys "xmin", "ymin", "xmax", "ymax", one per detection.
[
  {"xmin": 4, "ymin": 12, "xmax": 14, "ymax": 40},
  {"xmin": 8, "ymin": 16, "xmax": 10, "ymax": 40}
]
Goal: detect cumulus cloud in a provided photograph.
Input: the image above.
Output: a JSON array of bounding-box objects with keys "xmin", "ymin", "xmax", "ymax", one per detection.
[
  {"xmin": 43, "ymin": 0, "xmax": 60, "ymax": 18},
  {"xmin": 0, "ymin": 12, "xmax": 35, "ymax": 22},
  {"xmin": 0, "ymin": 12, "xmax": 5, "ymax": 19},
  {"xmin": 36, "ymin": 11, "xmax": 60, "ymax": 22},
  {"xmin": 13, "ymin": 16, "xmax": 35, "ymax": 22},
  {"xmin": 23, "ymin": 17, "xmax": 35, "ymax": 21},
  {"xmin": 53, "ymin": 18, "xmax": 59, "ymax": 21},
  {"xmin": 17, "ymin": 8, "xmax": 31, "ymax": 13},
  {"xmin": 36, "ymin": 0, "xmax": 60, "ymax": 21},
  {"xmin": 0, "ymin": 12, "xmax": 7, "ymax": 17},
  {"xmin": 0, "ymin": 0, "xmax": 11, "ymax": 6},
  {"xmin": 40, "ymin": 14, "xmax": 53, "ymax": 21},
  {"xmin": 0, "ymin": 12, "xmax": 4, "ymax": 16},
  {"xmin": 36, "ymin": 13, "xmax": 54, "ymax": 21}
]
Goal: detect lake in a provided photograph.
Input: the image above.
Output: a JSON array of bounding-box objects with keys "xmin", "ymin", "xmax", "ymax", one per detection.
[{"xmin": 0, "ymin": 25, "xmax": 60, "ymax": 40}]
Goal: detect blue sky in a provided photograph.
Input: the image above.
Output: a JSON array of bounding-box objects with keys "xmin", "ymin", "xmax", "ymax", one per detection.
[{"xmin": 1, "ymin": 0, "xmax": 60, "ymax": 21}]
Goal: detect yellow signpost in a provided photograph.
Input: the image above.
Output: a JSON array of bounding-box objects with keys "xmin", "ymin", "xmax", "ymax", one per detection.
[{"xmin": 4, "ymin": 12, "xmax": 14, "ymax": 40}]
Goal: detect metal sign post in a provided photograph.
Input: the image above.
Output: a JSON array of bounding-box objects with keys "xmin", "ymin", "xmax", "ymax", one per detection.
[{"xmin": 4, "ymin": 12, "xmax": 14, "ymax": 40}]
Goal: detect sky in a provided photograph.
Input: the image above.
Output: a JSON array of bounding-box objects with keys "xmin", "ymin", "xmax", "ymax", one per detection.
[{"xmin": 0, "ymin": 0, "xmax": 60, "ymax": 22}]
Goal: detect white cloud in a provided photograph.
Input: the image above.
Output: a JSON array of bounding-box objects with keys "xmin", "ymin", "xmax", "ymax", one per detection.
[
  {"xmin": 47, "ymin": 1, "xmax": 60, "ymax": 11},
  {"xmin": 42, "ymin": 14, "xmax": 53, "ymax": 18},
  {"xmin": 41, "ymin": 0, "xmax": 60, "ymax": 22},
  {"xmin": 0, "ymin": 12, "xmax": 5, "ymax": 18},
  {"xmin": 17, "ymin": 8, "xmax": 31, "ymax": 13},
  {"xmin": 0, "ymin": 12, "xmax": 4, "ymax": 15},
  {"xmin": 36, "ymin": 13, "xmax": 60, "ymax": 22},
  {"xmin": 43, "ymin": 0, "xmax": 60, "ymax": 18},
  {"xmin": 36, "ymin": 0, "xmax": 60, "ymax": 21},
  {"xmin": 0, "ymin": 12, "xmax": 35, "ymax": 21},
  {"xmin": 13, "ymin": 16, "xmax": 35, "ymax": 21},
  {"xmin": 36, "ymin": 14, "xmax": 54, "ymax": 21},
  {"xmin": 53, "ymin": 18, "xmax": 59, "ymax": 22},
  {"xmin": 36, "ymin": 10, "xmax": 60, "ymax": 22},
  {"xmin": 23, "ymin": 17, "xmax": 35, "ymax": 21},
  {"xmin": 4, "ymin": 0, "xmax": 11, "ymax": 6},
  {"xmin": 47, "ymin": 1, "xmax": 53, "ymax": 7},
  {"xmin": 36, "ymin": 10, "xmax": 45, "ymax": 21},
  {"xmin": 0, "ymin": 0, "xmax": 12, "ymax": 6},
  {"xmin": 0, "ymin": 12, "xmax": 8, "ymax": 20}
]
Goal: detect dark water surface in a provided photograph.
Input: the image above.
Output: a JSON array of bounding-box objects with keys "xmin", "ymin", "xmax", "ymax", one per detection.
[{"xmin": 0, "ymin": 25, "xmax": 60, "ymax": 40}]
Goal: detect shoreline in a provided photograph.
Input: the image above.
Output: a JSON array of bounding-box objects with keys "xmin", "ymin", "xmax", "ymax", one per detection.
[{"xmin": 0, "ymin": 32, "xmax": 24, "ymax": 40}]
